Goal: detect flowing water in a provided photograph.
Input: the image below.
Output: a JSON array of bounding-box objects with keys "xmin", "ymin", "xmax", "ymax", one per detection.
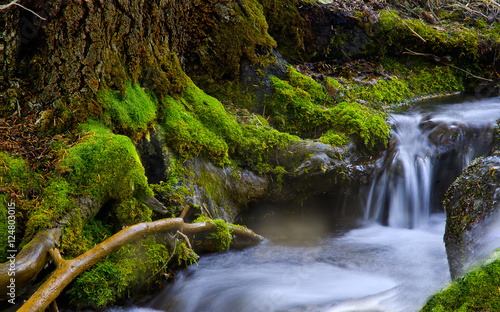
[{"xmin": 108, "ymin": 96, "xmax": 500, "ymax": 312}]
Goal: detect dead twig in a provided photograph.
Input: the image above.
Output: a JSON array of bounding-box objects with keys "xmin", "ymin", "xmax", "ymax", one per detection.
[
  {"xmin": 404, "ymin": 48, "xmax": 494, "ymax": 82},
  {"xmin": 400, "ymin": 19, "xmax": 426, "ymax": 42},
  {"xmin": 0, "ymin": 0, "xmax": 47, "ymax": 20}
]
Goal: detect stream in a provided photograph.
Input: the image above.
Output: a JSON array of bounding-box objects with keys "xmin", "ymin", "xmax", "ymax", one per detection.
[{"xmin": 108, "ymin": 95, "xmax": 500, "ymax": 312}]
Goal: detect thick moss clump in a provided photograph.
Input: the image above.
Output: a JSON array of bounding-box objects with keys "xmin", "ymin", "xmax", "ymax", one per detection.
[
  {"xmin": 0, "ymin": 154, "xmax": 41, "ymax": 261},
  {"xmin": 161, "ymin": 81, "xmax": 244, "ymax": 163},
  {"xmin": 99, "ymin": 82, "xmax": 158, "ymax": 139},
  {"xmin": 58, "ymin": 121, "xmax": 153, "ymax": 204},
  {"xmin": 161, "ymin": 80, "xmax": 297, "ymax": 168},
  {"xmin": 373, "ymin": 9, "xmax": 498, "ymax": 78},
  {"xmin": 421, "ymin": 257, "xmax": 500, "ymax": 311},
  {"xmin": 267, "ymin": 67, "xmax": 389, "ymax": 154},
  {"xmin": 193, "ymin": 216, "xmax": 234, "ymax": 252}
]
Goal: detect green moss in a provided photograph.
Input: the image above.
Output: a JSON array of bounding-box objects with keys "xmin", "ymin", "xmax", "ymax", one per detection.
[
  {"xmin": 113, "ymin": 197, "xmax": 152, "ymax": 226},
  {"xmin": 329, "ymin": 102, "xmax": 389, "ymax": 152},
  {"xmin": 375, "ymin": 9, "xmax": 486, "ymax": 74},
  {"xmin": 320, "ymin": 130, "xmax": 350, "ymax": 147},
  {"xmin": 161, "ymin": 81, "xmax": 245, "ymax": 164},
  {"xmin": 161, "ymin": 80, "xmax": 298, "ymax": 169},
  {"xmin": 238, "ymin": 119, "xmax": 298, "ymax": 171},
  {"xmin": 23, "ymin": 178, "xmax": 75, "ymax": 242},
  {"xmin": 0, "ymin": 196, "xmax": 9, "ymax": 262},
  {"xmin": 193, "ymin": 216, "xmax": 232, "ymax": 252},
  {"xmin": 208, "ymin": 219, "xmax": 232, "ymax": 251},
  {"xmin": 99, "ymin": 82, "xmax": 158, "ymax": 139},
  {"xmin": 421, "ymin": 258, "xmax": 500, "ymax": 311},
  {"xmin": 67, "ymin": 235, "xmax": 197, "ymax": 308},
  {"xmin": 267, "ymin": 73, "xmax": 389, "ymax": 154},
  {"xmin": 287, "ymin": 67, "xmax": 327, "ymax": 103},
  {"xmin": 58, "ymin": 121, "xmax": 153, "ymax": 204}
]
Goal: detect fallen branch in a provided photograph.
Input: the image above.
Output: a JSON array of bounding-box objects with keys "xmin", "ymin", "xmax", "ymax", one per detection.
[{"xmin": 17, "ymin": 218, "xmax": 263, "ymax": 312}]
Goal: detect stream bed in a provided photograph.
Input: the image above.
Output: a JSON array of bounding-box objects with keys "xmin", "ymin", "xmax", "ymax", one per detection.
[{"xmin": 107, "ymin": 95, "xmax": 500, "ymax": 312}]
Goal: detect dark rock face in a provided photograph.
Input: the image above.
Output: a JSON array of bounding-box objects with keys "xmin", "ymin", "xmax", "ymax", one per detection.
[
  {"xmin": 299, "ymin": 4, "xmax": 371, "ymax": 62},
  {"xmin": 444, "ymin": 155, "xmax": 500, "ymax": 279}
]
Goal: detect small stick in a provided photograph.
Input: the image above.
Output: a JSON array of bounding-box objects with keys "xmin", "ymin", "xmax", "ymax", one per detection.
[
  {"xmin": 400, "ymin": 19, "xmax": 426, "ymax": 42},
  {"xmin": 0, "ymin": 0, "xmax": 47, "ymax": 20}
]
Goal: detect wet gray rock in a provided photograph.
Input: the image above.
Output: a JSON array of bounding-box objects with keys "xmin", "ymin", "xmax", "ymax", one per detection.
[{"xmin": 444, "ymin": 155, "xmax": 500, "ymax": 279}]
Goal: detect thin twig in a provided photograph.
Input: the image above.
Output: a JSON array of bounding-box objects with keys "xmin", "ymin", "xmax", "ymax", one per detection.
[
  {"xmin": 447, "ymin": 64, "xmax": 494, "ymax": 82},
  {"xmin": 428, "ymin": 2, "xmax": 443, "ymax": 25},
  {"xmin": 449, "ymin": 3, "xmax": 488, "ymax": 19},
  {"xmin": 0, "ymin": 0, "xmax": 19, "ymax": 10},
  {"xmin": 404, "ymin": 48, "xmax": 494, "ymax": 82},
  {"xmin": 0, "ymin": 0, "xmax": 47, "ymax": 20},
  {"xmin": 400, "ymin": 19, "xmax": 426, "ymax": 42},
  {"xmin": 482, "ymin": 0, "xmax": 500, "ymax": 10}
]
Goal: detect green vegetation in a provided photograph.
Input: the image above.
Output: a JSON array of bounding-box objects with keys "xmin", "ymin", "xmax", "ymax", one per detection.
[
  {"xmin": 161, "ymin": 81, "xmax": 242, "ymax": 164},
  {"xmin": 67, "ymin": 236, "xmax": 197, "ymax": 308},
  {"xmin": 266, "ymin": 67, "xmax": 390, "ymax": 154},
  {"xmin": 374, "ymin": 9, "xmax": 499, "ymax": 78},
  {"xmin": 58, "ymin": 121, "xmax": 153, "ymax": 203},
  {"xmin": 99, "ymin": 82, "xmax": 158, "ymax": 139},
  {"xmin": 193, "ymin": 216, "xmax": 233, "ymax": 252},
  {"xmin": 161, "ymin": 80, "xmax": 298, "ymax": 169},
  {"xmin": 421, "ymin": 257, "xmax": 500, "ymax": 311}
]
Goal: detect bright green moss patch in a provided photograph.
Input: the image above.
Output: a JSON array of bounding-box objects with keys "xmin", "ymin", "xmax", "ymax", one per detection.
[
  {"xmin": 238, "ymin": 118, "xmax": 299, "ymax": 171},
  {"xmin": 161, "ymin": 82, "xmax": 245, "ymax": 164},
  {"xmin": 161, "ymin": 80, "xmax": 297, "ymax": 168},
  {"xmin": 193, "ymin": 216, "xmax": 233, "ymax": 252},
  {"xmin": 99, "ymin": 82, "xmax": 157, "ymax": 138},
  {"xmin": 287, "ymin": 67, "xmax": 327, "ymax": 103},
  {"xmin": 58, "ymin": 121, "xmax": 153, "ymax": 203},
  {"xmin": 421, "ymin": 259, "xmax": 500, "ymax": 311},
  {"xmin": 329, "ymin": 101, "xmax": 389, "ymax": 151},
  {"xmin": 267, "ymin": 72, "xmax": 389, "ymax": 153},
  {"xmin": 320, "ymin": 130, "xmax": 350, "ymax": 147},
  {"xmin": 23, "ymin": 178, "xmax": 75, "ymax": 241}
]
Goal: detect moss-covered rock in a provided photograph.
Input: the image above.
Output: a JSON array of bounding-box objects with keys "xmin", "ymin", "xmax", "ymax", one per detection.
[
  {"xmin": 421, "ymin": 253, "xmax": 500, "ymax": 311},
  {"xmin": 443, "ymin": 156, "xmax": 500, "ymax": 279}
]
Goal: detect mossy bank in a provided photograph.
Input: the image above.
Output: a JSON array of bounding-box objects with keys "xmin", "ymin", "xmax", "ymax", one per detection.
[{"xmin": 1, "ymin": 0, "xmax": 500, "ymax": 309}]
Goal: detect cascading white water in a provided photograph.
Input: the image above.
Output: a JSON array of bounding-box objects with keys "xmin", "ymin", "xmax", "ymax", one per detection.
[
  {"xmin": 365, "ymin": 114, "xmax": 433, "ymax": 228},
  {"xmin": 365, "ymin": 97, "xmax": 500, "ymax": 228}
]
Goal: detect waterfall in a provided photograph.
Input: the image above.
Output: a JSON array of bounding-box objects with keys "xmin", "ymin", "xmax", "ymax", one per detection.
[
  {"xmin": 364, "ymin": 98, "xmax": 500, "ymax": 228},
  {"xmin": 365, "ymin": 114, "xmax": 433, "ymax": 228}
]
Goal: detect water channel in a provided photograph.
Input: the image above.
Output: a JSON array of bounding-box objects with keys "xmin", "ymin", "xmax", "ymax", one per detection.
[{"xmin": 108, "ymin": 95, "xmax": 500, "ymax": 312}]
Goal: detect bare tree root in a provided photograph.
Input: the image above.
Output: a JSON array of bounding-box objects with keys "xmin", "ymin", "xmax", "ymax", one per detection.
[
  {"xmin": 16, "ymin": 218, "xmax": 263, "ymax": 312},
  {"xmin": 0, "ymin": 228, "xmax": 61, "ymax": 300}
]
